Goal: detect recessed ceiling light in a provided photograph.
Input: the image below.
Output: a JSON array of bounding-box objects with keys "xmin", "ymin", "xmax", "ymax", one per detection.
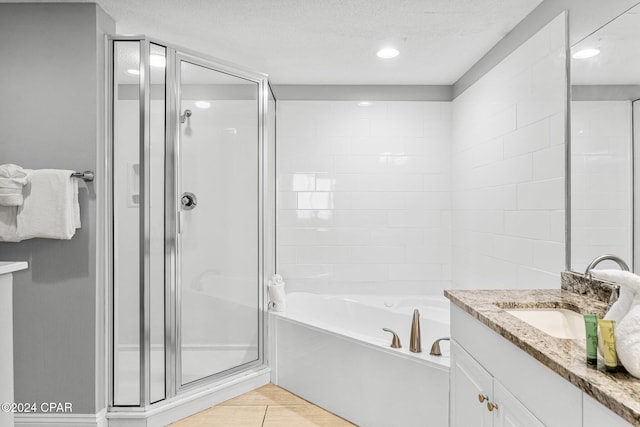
[
  {"xmin": 572, "ymin": 48, "xmax": 600, "ymax": 59},
  {"xmin": 358, "ymin": 101, "xmax": 373, "ymax": 107},
  {"xmin": 127, "ymin": 69, "xmax": 140, "ymax": 75},
  {"xmin": 150, "ymin": 54, "xmax": 166, "ymax": 67},
  {"xmin": 377, "ymin": 48, "xmax": 399, "ymax": 59},
  {"xmin": 195, "ymin": 101, "xmax": 211, "ymax": 109}
]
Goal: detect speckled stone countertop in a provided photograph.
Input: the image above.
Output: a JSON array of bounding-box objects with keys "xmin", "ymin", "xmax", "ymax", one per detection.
[
  {"xmin": 444, "ymin": 289, "xmax": 640, "ymax": 426},
  {"xmin": 561, "ymin": 271, "xmax": 617, "ymax": 303}
]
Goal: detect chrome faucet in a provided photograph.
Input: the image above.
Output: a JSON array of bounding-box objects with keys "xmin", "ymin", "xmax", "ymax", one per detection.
[
  {"xmin": 584, "ymin": 254, "xmax": 629, "ymax": 280},
  {"xmin": 410, "ymin": 309, "xmax": 421, "ymax": 353},
  {"xmin": 584, "ymin": 254, "xmax": 629, "ymax": 308}
]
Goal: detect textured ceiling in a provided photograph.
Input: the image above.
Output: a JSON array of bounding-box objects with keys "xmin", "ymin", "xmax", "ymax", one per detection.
[
  {"xmin": 11, "ymin": 0, "xmax": 544, "ymax": 84},
  {"xmin": 572, "ymin": 3, "xmax": 640, "ymax": 85}
]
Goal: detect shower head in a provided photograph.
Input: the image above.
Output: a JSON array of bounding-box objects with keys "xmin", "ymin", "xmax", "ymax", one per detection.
[{"xmin": 180, "ymin": 109, "xmax": 192, "ymax": 124}]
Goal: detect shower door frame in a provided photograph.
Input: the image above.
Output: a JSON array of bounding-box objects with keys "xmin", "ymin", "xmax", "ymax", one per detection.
[
  {"xmin": 173, "ymin": 51, "xmax": 267, "ymax": 394},
  {"xmin": 106, "ymin": 35, "xmax": 270, "ymax": 412}
]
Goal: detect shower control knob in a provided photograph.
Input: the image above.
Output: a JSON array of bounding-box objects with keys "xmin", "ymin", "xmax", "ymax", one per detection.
[
  {"xmin": 478, "ymin": 394, "xmax": 487, "ymax": 403},
  {"xmin": 181, "ymin": 192, "xmax": 197, "ymax": 210}
]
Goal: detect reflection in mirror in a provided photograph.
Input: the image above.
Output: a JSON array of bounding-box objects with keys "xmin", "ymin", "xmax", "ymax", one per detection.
[{"xmin": 570, "ymin": 3, "xmax": 640, "ymax": 273}]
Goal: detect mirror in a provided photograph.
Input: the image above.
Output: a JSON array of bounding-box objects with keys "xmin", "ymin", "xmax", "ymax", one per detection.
[{"xmin": 570, "ymin": 3, "xmax": 640, "ymax": 273}]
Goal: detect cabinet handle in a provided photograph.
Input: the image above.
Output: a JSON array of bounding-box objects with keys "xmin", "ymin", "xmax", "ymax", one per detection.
[
  {"xmin": 478, "ymin": 394, "xmax": 488, "ymax": 403},
  {"xmin": 487, "ymin": 402, "xmax": 499, "ymax": 412}
]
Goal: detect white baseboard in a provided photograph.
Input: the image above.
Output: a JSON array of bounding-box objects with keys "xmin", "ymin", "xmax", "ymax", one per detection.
[{"xmin": 15, "ymin": 409, "xmax": 107, "ymax": 427}]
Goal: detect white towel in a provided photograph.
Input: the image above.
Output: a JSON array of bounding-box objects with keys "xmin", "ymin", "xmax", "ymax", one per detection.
[
  {"xmin": 617, "ymin": 294, "xmax": 640, "ymax": 378},
  {"xmin": 591, "ymin": 269, "xmax": 640, "ymax": 323},
  {"xmin": 0, "ymin": 205, "xmax": 20, "ymax": 242},
  {"xmin": 16, "ymin": 169, "xmax": 81, "ymax": 240},
  {"xmin": 268, "ymin": 274, "xmax": 286, "ymax": 312},
  {"xmin": 0, "ymin": 164, "xmax": 29, "ymax": 206},
  {"xmin": 591, "ymin": 269, "xmax": 640, "ymax": 378}
]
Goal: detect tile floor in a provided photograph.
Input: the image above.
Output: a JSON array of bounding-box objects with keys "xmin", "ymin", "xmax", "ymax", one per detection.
[{"xmin": 169, "ymin": 383, "xmax": 356, "ymax": 426}]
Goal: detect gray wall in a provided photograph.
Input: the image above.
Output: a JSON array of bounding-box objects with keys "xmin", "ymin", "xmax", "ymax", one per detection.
[
  {"xmin": 0, "ymin": 3, "xmax": 114, "ymax": 414},
  {"xmin": 454, "ymin": 0, "xmax": 640, "ymax": 97}
]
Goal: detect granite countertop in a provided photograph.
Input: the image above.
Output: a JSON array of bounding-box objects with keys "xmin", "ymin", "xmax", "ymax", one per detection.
[
  {"xmin": 0, "ymin": 261, "xmax": 28, "ymax": 276},
  {"xmin": 445, "ymin": 288, "xmax": 640, "ymax": 426}
]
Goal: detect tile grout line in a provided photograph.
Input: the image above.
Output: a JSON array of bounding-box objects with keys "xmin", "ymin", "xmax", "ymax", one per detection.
[{"xmin": 261, "ymin": 405, "xmax": 269, "ymax": 427}]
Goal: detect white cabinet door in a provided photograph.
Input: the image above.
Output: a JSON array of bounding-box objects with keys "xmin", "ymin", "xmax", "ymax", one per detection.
[
  {"xmin": 451, "ymin": 341, "xmax": 493, "ymax": 427},
  {"xmin": 493, "ymin": 380, "xmax": 544, "ymax": 427}
]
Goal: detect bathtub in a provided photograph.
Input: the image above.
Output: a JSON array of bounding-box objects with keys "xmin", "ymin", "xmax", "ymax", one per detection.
[{"xmin": 269, "ymin": 292, "xmax": 450, "ymax": 427}]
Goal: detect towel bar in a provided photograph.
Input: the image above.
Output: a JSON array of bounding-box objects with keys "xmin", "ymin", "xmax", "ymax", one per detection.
[{"xmin": 71, "ymin": 171, "xmax": 94, "ymax": 182}]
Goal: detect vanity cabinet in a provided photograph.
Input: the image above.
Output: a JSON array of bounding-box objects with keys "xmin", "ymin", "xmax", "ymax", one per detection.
[
  {"xmin": 450, "ymin": 304, "xmax": 583, "ymax": 427},
  {"xmin": 0, "ymin": 262, "xmax": 28, "ymax": 427},
  {"xmin": 451, "ymin": 340, "xmax": 543, "ymax": 427},
  {"xmin": 450, "ymin": 303, "xmax": 632, "ymax": 427}
]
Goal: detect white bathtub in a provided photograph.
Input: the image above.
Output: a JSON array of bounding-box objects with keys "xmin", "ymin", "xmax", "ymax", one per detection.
[{"xmin": 270, "ymin": 292, "xmax": 450, "ymax": 427}]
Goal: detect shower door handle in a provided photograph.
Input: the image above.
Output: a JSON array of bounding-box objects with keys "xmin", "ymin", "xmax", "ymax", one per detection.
[
  {"xmin": 179, "ymin": 192, "xmax": 197, "ymax": 235},
  {"xmin": 181, "ymin": 192, "xmax": 197, "ymax": 210}
]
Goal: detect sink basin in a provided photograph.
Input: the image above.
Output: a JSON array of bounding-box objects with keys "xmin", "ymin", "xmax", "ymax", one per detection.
[{"xmin": 505, "ymin": 308, "xmax": 584, "ymax": 340}]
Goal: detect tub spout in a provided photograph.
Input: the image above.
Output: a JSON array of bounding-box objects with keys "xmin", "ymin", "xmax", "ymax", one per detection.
[
  {"xmin": 430, "ymin": 337, "xmax": 450, "ymax": 356},
  {"xmin": 410, "ymin": 309, "xmax": 421, "ymax": 353}
]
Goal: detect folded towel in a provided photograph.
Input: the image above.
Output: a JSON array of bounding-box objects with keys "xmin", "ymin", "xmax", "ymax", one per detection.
[
  {"xmin": 0, "ymin": 205, "xmax": 20, "ymax": 242},
  {"xmin": 591, "ymin": 269, "xmax": 640, "ymax": 377},
  {"xmin": 590, "ymin": 270, "xmax": 640, "ymax": 323},
  {"xmin": 268, "ymin": 274, "xmax": 286, "ymax": 312},
  {"xmin": 616, "ymin": 294, "xmax": 640, "ymax": 378},
  {"xmin": 16, "ymin": 169, "xmax": 80, "ymax": 240},
  {"xmin": 0, "ymin": 164, "xmax": 29, "ymax": 206}
]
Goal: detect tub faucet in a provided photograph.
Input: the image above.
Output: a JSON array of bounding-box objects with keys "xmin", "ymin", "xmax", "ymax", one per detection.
[
  {"xmin": 382, "ymin": 328, "xmax": 402, "ymax": 348},
  {"xmin": 410, "ymin": 309, "xmax": 421, "ymax": 353},
  {"xmin": 430, "ymin": 337, "xmax": 450, "ymax": 356}
]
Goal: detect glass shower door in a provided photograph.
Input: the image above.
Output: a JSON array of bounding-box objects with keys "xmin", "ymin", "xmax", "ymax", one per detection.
[{"xmin": 177, "ymin": 59, "xmax": 261, "ymax": 386}]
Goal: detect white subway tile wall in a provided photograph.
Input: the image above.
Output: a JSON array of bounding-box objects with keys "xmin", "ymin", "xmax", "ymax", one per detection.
[
  {"xmin": 570, "ymin": 101, "xmax": 632, "ymax": 271},
  {"xmin": 277, "ymin": 101, "xmax": 452, "ymax": 294},
  {"xmin": 451, "ymin": 13, "xmax": 567, "ymax": 289},
  {"xmin": 277, "ymin": 14, "xmax": 568, "ymax": 293}
]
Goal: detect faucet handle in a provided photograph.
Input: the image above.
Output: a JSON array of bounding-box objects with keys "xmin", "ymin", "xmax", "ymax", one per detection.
[
  {"xmin": 382, "ymin": 328, "xmax": 402, "ymax": 348},
  {"xmin": 430, "ymin": 337, "xmax": 451, "ymax": 356}
]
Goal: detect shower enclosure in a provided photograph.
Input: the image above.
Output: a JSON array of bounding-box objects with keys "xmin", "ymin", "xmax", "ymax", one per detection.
[{"xmin": 107, "ymin": 36, "xmax": 275, "ymax": 415}]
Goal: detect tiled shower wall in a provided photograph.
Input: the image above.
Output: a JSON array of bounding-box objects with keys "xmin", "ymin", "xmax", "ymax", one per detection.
[
  {"xmin": 276, "ymin": 101, "xmax": 452, "ymax": 294},
  {"xmin": 451, "ymin": 13, "xmax": 567, "ymax": 289}
]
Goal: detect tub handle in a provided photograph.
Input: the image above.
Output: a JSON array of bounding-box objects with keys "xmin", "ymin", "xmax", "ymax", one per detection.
[
  {"xmin": 382, "ymin": 328, "xmax": 402, "ymax": 349},
  {"xmin": 430, "ymin": 337, "xmax": 450, "ymax": 356}
]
